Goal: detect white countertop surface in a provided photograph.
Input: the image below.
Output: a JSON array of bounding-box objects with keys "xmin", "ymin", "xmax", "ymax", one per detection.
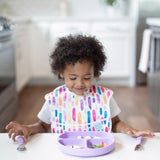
[{"xmin": 0, "ymin": 133, "xmax": 159, "ymax": 160}]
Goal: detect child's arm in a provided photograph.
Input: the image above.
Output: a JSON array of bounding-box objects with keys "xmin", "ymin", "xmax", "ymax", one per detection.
[
  {"xmin": 5, "ymin": 120, "xmax": 50, "ymax": 142},
  {"xmin": 112, "ymin": 116, "xmax": 155, "ymax": 138}
]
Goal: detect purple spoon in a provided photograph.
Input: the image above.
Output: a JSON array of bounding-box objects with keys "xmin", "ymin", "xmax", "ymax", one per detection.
[{"xmin": 17, "ymin": 136, "xmax": 26, "ymax": 151}]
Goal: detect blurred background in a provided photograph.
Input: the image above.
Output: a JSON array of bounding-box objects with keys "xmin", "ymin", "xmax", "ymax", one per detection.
[{"xmin": 0, "ymin": 0, "xmax": 160, "ymax": 132}]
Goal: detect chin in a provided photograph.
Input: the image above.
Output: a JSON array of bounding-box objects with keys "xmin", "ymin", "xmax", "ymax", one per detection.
[
  {"xmin": 74, "ymin": 90, "xmax": 85, "ymax": 95},
  {"xmin": 74, "ymin": 91, "xmax": 84, "ymax": 95}
]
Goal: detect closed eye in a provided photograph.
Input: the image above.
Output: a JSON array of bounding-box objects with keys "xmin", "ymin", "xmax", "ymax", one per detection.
[
  {"xmin": 84, "ymin": 77, "xmax": 91, "ymax": 80},
  {"xmin": 69, "ymin": 77, "xmax": 76, "ymax": 80}
]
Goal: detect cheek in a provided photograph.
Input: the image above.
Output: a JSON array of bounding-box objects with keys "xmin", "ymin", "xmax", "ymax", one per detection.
[
  {"xmin": 85, "ymin": 80, "xmax": 92, "ymax": 87},
  {"xmin": 64, "ymin": 79, "xmax": 74, "ymax": 88}
]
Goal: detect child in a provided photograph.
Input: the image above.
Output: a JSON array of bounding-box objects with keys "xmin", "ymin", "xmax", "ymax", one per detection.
[{"xmin": 6, "ymin": 34, "xmax": 155, "ymax": 142}]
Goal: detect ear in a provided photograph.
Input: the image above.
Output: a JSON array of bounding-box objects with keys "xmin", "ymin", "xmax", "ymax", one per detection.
[{"xmin": 59, "ymin": 72, "xmax": 64, "ymax": 78}]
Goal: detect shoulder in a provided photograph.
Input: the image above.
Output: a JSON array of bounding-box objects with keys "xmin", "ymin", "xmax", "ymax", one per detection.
[{"xmin": 44, "ymin": 85, "xmax": 66, "ymax": 100}]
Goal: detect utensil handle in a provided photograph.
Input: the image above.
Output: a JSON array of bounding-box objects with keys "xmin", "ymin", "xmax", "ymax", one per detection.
[
  {"xmin": 17, "ymin": 136, "xmax": 25, "ymax": 145},
  {"xmin": 137, "ymin": 136, "xmax": 143, "ymax": 144}
]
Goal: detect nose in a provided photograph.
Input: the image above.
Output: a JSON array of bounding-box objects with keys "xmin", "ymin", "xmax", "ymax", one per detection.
[{"xmin": 77, "ymin": 78, "xmax": 84, "ymax": 87}]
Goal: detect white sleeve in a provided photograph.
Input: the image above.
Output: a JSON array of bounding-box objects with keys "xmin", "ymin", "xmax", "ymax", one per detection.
[
  {"xmin": 37, "ymin": 100, "xmax": 51, "ymax": 124},
  {"xmin": 110, "ymin": 96, "xmax": 121, "ymax": 118}
]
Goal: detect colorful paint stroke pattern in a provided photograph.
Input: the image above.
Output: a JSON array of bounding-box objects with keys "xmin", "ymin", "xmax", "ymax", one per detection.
[{"xmin": 45, "ymin": 85, "xmax": 113, "ymax": 133}]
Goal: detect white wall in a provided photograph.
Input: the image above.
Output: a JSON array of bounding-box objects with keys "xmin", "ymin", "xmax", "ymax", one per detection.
[
  {"xmin": 0, "ymin": 0, "xmax": 59, "ymax": 17},
  {"xmin": 1, "ymin": 0, "xmax": 138, "ymax": 88},
  {"xmin": 0, "ymin": 0, "xmax": 134, "ymax": 18}
]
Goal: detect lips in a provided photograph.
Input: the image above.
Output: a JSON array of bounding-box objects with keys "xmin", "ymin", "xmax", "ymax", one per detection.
[
  {"xmin": 74, "ymin": 88, "xmax": 86, "ymax": 94},
  {"xmin": 75, "ymin": 87, "xmax": 86, "ymax": 91},
  {"xmin": 76, "ymin": 88, "xmax": 85, "ymax": 90}
]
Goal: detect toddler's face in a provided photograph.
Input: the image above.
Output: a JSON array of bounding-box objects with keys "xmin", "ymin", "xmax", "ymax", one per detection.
[{"xmin": 60, "ymin": 61, "xmax": 94, "ymax": 95}]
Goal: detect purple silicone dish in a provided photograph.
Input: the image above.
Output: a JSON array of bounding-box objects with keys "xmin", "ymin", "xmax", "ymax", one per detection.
[{"xmin": 57, "ymin": 131, "xmax": 115, "ymax": 157}]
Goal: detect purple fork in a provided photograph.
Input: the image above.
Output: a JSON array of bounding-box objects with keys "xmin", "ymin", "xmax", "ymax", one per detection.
[{"xmin": 134, "ymin": 136, "xmax": 143, "ymax": 151}]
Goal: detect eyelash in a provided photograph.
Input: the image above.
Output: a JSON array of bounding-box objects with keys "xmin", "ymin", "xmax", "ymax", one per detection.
[
  {"xmin": 69, "ymin": 78, "xmax": 91, "ymax": 81},
  {"xmin": 70, "ymin": 78, "xmax": 76, "ymax": 80},
  {"xmin": 84, "ymin": 77, "xmax": 91, "ymax": 80}
]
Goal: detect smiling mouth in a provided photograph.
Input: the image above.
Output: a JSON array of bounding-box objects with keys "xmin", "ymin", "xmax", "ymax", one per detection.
[
  {"xmin": 75, "ymin": 88, "xmax": 85, "ymax": 91},
  {"xmin": 76, "ymin": 88, "xmax": 85, "ymax": 90}
]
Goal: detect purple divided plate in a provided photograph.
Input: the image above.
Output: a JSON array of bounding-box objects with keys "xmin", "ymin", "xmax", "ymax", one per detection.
[{"xmin": 57, "ymin": 131, "xmax": 115, "ymax": 157}]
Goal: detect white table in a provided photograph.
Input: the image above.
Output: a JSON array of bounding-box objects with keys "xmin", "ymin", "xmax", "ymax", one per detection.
[{"xmin": 0, "ymin": 133, "xmax": 159, "ymax": 160}]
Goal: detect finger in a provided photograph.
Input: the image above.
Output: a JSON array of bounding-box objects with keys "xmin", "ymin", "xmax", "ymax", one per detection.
[
  {"xmin": 5, "ymin": 121, "xmax": 15, "ymax": 130},
  {"xmin": 12, "ymin": 133, "xmax": 18, "ymax": 142},
  {"xmin": 23, "ymin": 135, "xmax": 28, "ymax": 142},
  {"xmin": 6, "ymin": 121, "xmax": 19, "ymax": 130},
  {"xmin": 23, "ymin": 131, "xmax": 29, "ymax": 142},
  {"xmin": 150, "ymin": 132, "xmax": 155, "ymax": 137},
  {"xmin": 127, "ymin": 130, "xmax": 136, "ymax": 137},
  {"xmin": 131, "ymin": 131, "xmax": 145, "ymax": 138},
  {"xmin": 141, "ymin": 130, "xmax": 155, "ymax": 137},
  {"xmin": 144, "ymin": 130, "xmax": 155, "ymax": 137},
  {"xmin": 134, "ymin": 130, "xmax": 155, "ymax": 138},
  {"xmin": 8, "ymin": 129, "xmax": 15, "ymax": 139}
]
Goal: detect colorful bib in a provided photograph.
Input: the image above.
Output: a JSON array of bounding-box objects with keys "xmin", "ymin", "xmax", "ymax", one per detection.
[{"xmin": 45, "ymin": 85, "xmax": 113, "ymax": 134}]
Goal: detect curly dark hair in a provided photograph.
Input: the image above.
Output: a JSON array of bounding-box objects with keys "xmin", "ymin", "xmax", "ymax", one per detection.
[{"xmin": 50, "ymin": 34, "xmax": 106, "ymax": 79}]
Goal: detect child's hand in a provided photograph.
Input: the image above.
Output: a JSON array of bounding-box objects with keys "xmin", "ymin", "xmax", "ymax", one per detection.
[
  {"xmin": 5, "ymin": 121, "xmax": 30, "ymax": 142},
  {"xmin": 127, "ymin": 129, "xmax": 155, "ymax": 138}
]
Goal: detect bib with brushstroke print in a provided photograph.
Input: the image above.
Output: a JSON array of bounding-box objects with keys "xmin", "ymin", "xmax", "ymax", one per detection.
[{"xmin": 45, "ymin": 85, "xmax": 113, "ymax": 134}]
